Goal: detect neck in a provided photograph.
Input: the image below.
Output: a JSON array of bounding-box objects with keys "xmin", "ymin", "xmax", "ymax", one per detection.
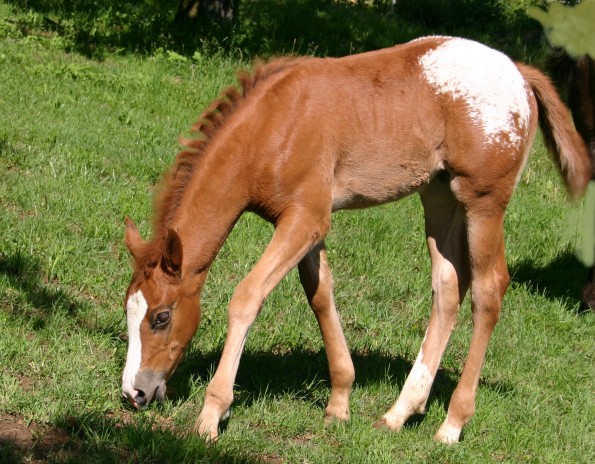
[{"xmin": 171, "ymin": 153, "xmax": 249, "ymax": 278}]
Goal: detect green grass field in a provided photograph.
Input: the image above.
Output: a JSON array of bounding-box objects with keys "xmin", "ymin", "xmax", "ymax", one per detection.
[{"xmin": 1, "ymin": 1, "xmax": 594, "ymax": 463}]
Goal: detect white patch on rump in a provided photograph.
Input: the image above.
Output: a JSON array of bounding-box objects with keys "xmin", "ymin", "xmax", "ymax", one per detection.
[
  {"xmin": 419, "ymin": 37, "xmax": 531, "ymax": 148},
  {"xmin": 122, "ymin": 290, "xmax": 148, "ymax": 398}
]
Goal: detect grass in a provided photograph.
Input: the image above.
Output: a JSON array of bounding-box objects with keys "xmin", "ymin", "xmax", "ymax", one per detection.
[{"xmin": 1, "ymin": 0, "xmax": 594, "ymax": 463}]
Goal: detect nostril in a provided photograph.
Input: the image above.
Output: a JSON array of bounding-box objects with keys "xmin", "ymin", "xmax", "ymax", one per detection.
[{"xmin": 134, "ymin": 390, "xmax": 147, "ymax": 407}]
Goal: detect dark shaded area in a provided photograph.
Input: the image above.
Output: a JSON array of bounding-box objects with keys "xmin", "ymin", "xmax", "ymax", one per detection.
[
  {"xmin": 0, "ymin": 251, "xmax": 83, "ymax": 330},
  {"xmin": 175, "ymin": 0, "xmax": 237, "ymax": 24},
  {"xmin": 0, "ymin": 413, "xmax": 73, "ymax": 464},
  {"xmin": 4, "ymin": 0, "xmax": 545, "ymax": 60},
  {"xmin": 509, "ymin": 251, "xmax": 592, "ymax": 314},
  {"xmin": 0, "ymin": 412, "xmax": 258, "ymax": 464},
  {"xmin": 166, "ymin": 344, "xmax": 514, "ymax": 434},
  {"xmin": 393, "ymin": 0, "xmax": 521, "ymax": 30},
  {"xmin": 0, "ymin": 251, "xmax": 121, "ymax": 337}
]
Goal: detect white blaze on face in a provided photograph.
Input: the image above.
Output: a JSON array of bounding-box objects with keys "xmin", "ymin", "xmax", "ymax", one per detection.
[
  {"xmin": 419, "ymin": 37, "xmax": 531, "ymax": 148},
  {"xmin": 122, "ymin": 290, "xmax": 148, "ymax": 398}
]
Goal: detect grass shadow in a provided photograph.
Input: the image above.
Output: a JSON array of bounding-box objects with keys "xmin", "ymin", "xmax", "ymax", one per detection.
[
  {"xmin": 0, "ymin": 251, "xmax": 84, "ymax": 328},
  {"xmin": 509, "ymin": 250, "xmax": 591, "ymax": 314},
  {"xmin": 0, "ymin": 251, "xmax": 121, "ymax": 337},
  {"xmin": 167, "ymin": 345, "xmax": 515, "ymax": 425}
]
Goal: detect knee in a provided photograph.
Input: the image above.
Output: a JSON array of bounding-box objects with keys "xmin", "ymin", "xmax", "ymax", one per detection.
[
  {"xmin": 299, "ymin": 257, "xmax": 334, "ymax": 311},
  {"xmin": 338, "ymin": 359, "xmax": 356, "ymax": 387},
  {"xmin": 309, "ymin": 278, "xmax": 334, "ymax": 313},
  {"xmin": 470, "ymin": 279, "xmax": 505, "ymax": 328},
  {"xmin": 228, "ymin": 280, "xmax": 264, "ymax": 323},
  {"xmin": 437, "ymin": 264, "xmax": 459, "ymax": 291},
  {"xmin": 432, "ymin": 262, "xmax": 463, "ymax": 306},
  {"xmin": 496, "ymin": 266, "xmax": 510, "ymax": 300},
  {"xmin": 470, "ymin": 293, "xmax": 502, "ymax": 329}
]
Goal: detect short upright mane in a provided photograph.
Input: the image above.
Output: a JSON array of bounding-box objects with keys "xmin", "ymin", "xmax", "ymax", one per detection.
[{"xmin": 150, "ymin": 56, "xmax": 311, "ymax": 245}]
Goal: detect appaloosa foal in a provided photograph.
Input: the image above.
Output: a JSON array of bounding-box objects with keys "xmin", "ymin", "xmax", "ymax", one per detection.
[{"xmin": 121, "ymin": 36, "xmax": 591, "ymax": 443}]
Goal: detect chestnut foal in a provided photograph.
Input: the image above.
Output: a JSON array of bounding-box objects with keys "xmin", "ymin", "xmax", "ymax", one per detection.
[{"xmin": 121, "ymin": 36, "xmax": 590, "ymax": 443}]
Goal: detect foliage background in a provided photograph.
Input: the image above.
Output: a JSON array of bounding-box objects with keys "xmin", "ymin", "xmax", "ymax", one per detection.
[{"xmin": 4, "ymin": 0, "xmax": 545, "ymax": 59}]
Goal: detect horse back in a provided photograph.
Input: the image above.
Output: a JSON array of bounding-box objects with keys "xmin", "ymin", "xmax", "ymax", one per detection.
[{"xmin": 240, "ymin": 37, "xmax": 537, "ymax": 213}]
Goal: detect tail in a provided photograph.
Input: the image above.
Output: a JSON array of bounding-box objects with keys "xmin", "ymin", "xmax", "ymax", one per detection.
[{"xmin": 517, "ymin": 63, "xmax": 591, "ymax": 200}]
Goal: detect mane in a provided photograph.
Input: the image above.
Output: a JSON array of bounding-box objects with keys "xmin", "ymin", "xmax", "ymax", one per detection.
[{"xmin": 150, "ymin": 56, "xmax": 311, "ymax": 246}]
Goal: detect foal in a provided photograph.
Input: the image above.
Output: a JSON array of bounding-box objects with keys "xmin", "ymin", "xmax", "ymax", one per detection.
[{"xmin": 121, "ymin": 36, "xmax": 590, "ymax": 443}]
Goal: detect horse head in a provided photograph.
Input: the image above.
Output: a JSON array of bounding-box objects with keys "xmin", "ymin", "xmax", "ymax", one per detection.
[{"xmin": 121, "ymin": 218, "xmax": 201, "ymax": 409}]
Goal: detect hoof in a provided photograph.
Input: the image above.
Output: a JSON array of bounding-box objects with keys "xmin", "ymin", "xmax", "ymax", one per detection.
[
  {"xmin": 193, "ymin": 418, "xmax": 220, "ymax": 442},
  {"xmin": 373, "ymin": 418, "xmax": 390, "ymax": 430},
  {"xmin": 194, "ymin": 407, "xmax": 232, "ymax": 442},
  {"xmin": 373, "ymin": 415, "xmax": 405, "ymax": 431},
  {"xmin": 434, "ymin": 421, "xmax": 461, "ymax": 444},
  {"xmin": 323, "ymin": 412, "xmax": 349, "ymax": 426},
  {"xmin": 323, "ymin": 404, "xmax": 350, "ymax": 426}
]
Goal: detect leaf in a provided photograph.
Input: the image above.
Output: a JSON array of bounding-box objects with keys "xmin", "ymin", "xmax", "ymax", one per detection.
[{"xmin": 527, "ymin": 1, "xmax": 595, "ymax": 58}]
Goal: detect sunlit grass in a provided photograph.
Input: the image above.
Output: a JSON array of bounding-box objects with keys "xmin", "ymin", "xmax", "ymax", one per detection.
[{"xmin": 1, "ymin": 2, "xmax": 593, "ymax": 463}]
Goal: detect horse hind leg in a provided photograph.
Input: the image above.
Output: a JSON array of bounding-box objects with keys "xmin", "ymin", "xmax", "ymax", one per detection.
[
  {"xmin": 298, "ymin": 241, "xmax": 355, "ymax": 423},
  {"xmin": 376, "ymin": 174, "xmax": 471, "ymax": 432},
  {"xmin": 434, "ymin": 192, "xmax": 510, "ymax": 444}
]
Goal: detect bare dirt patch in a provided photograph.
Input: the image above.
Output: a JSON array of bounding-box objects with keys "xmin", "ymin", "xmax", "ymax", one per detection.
[
  {"xmin": 0, "ymin": 413, "xmax": 74, "ymax": 463},
  {"xmin": 17, "ymin": 375, "xmax": 34, "ymax": 392}
]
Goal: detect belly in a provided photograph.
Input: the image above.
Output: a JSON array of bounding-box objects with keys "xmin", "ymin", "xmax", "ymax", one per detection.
[{"xmin": 331, "ymin": 162, "xmax": 433, "ymax": 211}]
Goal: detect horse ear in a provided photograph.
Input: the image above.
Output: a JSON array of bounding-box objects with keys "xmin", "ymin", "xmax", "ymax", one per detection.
[
  {"xmin": 124, "ymin": 217, "xmax": 145, "ymax": 260},
  {"xmin": 161, "ymin": 229, "xmax": 183, "ymax": 277}
]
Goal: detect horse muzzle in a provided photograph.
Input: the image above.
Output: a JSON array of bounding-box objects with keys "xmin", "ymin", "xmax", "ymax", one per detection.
[{"xmin": 123, "ymin": 369, "xmax": 167, "ymax": 409}]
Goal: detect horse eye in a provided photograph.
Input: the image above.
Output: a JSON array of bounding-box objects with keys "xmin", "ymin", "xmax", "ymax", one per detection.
[{"xmin": 154, "ymin": 311, "xmax": 170, "ymax": 327}]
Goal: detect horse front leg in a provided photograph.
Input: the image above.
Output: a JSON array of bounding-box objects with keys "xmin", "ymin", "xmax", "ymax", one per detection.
[
  {"xmin": 194, "ymin": 208, "xmax": 331, "ymax": 440},
  {"xmin": 298, "ymin": 241, "xmax": 355, "ymax": 423}
]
